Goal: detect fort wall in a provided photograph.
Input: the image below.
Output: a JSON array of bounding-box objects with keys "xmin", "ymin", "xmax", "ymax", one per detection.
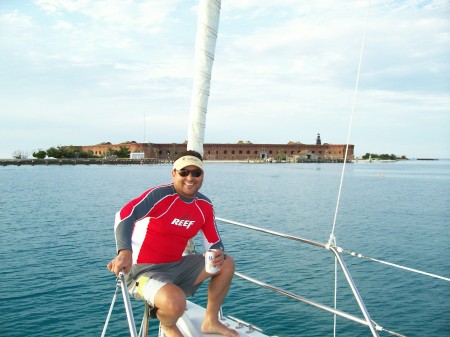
[{"xmin": 81, "ymin": 142, "xmax": 354, "ymax": 162}]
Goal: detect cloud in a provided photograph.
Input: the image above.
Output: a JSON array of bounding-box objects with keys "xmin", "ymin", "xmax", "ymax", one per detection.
[{"xmin": 0, "ymin": 0, "xmax": 449, "ymax": 158}]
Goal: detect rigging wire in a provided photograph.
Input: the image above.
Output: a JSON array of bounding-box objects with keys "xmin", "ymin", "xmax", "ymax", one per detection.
[
  {"xmin": 339, "ymin": 247, "xmax": 450, "ymax": 282},
  {"xmin": 329, "ymin": 0, "xmax": 371, "ymax": 245},
  {"xmin": 333, "ymin": 256, "xmax": 338, "ymax": 337},
  {"xmin": 217, "ymin": 217, "xmax": 450, "ymax": 283},
  {"xmin": 101, "ymin": 277, "xmax": 120, "ymax": 337},
  {"xmin": 329, "ymin": 2, "xmax": 372, "ymax": 336},
  {"xmin": 218, "ymin": 217, "xmax": 449, "ymax": 337}
]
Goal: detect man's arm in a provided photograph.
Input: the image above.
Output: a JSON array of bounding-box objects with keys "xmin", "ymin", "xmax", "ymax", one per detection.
[
  {"xmin": 109, "ymin": 185, "xmax": 172, "ymax": 275},
  {"xmin": 198, "ymin": 198, "xmax": 225, "ymax": 252},
  {"xmin": 114, "ymin": 185, "xmax": 171, "ymax": 252}
]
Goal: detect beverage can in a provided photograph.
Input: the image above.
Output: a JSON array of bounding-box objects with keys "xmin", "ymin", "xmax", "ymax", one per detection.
[{"xmin": 205, "ymin": 249, "xmax": 219, "ymax": 274}]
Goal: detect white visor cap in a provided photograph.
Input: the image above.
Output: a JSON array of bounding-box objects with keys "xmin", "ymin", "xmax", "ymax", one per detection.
[{"xmin": 173, "ymin": 155, "xmax": 204, "ymax": 171}]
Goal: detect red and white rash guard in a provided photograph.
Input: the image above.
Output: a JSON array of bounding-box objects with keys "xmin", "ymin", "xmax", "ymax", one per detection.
[{"xmin": 114, "ymin": 183, "xmax": 224, "ymax": 264}]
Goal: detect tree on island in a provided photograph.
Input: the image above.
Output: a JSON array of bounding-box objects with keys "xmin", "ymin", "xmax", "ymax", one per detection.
[
  {"xmin": 23, "ymin": 145, "xmax": 130, "ymax": 159},
  {"xmin": 362, "ymin": 153, "xmax": 407, "ymax": 160},
  {"xmin": 12, "ymin": 150, "xmax": 29, "ymax": 159},
  {"xmin": 106, "ymin": 146, "xmax": 130, "ymax": 158},
  {"xmin": 32, "ymin": 150, "xmax": 47, "ymax": 159},
  {"xmin": 45, "ymin": 146, "xmax": 94, "ymax": 159},
  {"xmin": 276, "ymin": 149, "xmax": 286, "ymax": 161}
]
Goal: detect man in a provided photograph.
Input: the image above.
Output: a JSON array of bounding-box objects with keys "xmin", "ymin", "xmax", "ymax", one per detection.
[{"xmin": 107, "ymin": 150, "xmax": 238, "ymax": 337}]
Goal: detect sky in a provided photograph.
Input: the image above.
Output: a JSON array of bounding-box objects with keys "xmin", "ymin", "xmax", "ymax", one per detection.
[{"xmin": 1, "ymin": 0, "xmax": 449, "ymax": 159}]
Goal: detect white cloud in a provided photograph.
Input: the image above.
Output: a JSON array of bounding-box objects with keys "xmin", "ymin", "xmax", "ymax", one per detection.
[{"xmin": 0, "ymin": 0, "xmax": 449, "ymax": 159}]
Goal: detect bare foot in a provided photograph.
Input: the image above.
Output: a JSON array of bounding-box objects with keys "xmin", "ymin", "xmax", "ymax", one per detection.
[
  {"xmin": 201, "ymin": 319, "xmax": 239, "ymax": 337},
  {"xmin": 161, "ymin": 324, "xmax": 184, "ymax": 337}
]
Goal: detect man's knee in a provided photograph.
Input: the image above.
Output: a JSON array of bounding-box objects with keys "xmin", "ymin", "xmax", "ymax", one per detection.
[
  {"xmin": 223, "ymin": 254, "xmax": 235, "ymax": 274},
  {"xmin": 154, "ymin": 284, "xmax": 186, "ymax": 317}
]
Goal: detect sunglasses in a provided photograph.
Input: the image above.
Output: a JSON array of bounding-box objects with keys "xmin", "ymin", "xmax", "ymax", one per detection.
[{"xmin": 176, "ymin": 168, "xmax": 203, "ymax": 177}]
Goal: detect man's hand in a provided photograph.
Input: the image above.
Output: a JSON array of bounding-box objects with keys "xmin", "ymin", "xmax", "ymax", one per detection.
[
  {"xmin": 212, "ymin": 249, "xmax": 226, "ymax": 274},
  {"xmin": 107, "ymin": 249, "xmax": 132, "ymax": 276}
]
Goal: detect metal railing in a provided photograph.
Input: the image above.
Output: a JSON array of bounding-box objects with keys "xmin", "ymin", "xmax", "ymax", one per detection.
[
  {"xmin": 216, "ymin": 217, "xmax": 391, "ymax": 337},
  {"xmin": 102, "ymin": 217, "xmax": 405, "ymax": 337}
]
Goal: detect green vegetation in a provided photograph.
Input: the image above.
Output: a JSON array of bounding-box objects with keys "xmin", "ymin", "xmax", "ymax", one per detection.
[
  {"xmin": 362, "ymin": 153, "xmax": 408, "ymax": 160},
  {"xmin": 27, "ymin": 145, "xmax": 131, "ymax": 159},
  {"xmin": 105, "ymin": 146, "xmax": 130, "ymax": 158},
  {"xmin": 32, "ymin": 150, "xmax": 47, "ymax": 159},
  {"xmin": 45, "ymin": 146, "xmax": 94, "ymax": 159},
  {"xmin": 276, "ymin": 149, "xmax": 286, "ymax": 161}
]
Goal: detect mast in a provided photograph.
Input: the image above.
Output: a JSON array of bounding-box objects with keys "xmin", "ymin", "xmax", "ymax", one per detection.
[{"xmin": 187, "ymin": 0, "xmax": 221, "ymax": 156}]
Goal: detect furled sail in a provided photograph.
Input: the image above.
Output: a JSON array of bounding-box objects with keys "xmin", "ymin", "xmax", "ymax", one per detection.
[{"xmin": 187, "ymin": 0, "xmax": 221, "ymax": 156}]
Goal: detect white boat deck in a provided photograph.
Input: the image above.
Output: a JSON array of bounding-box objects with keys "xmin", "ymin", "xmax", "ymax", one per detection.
[{"xmin": 177, "ymin": 301, "xmax": 270, "ymax": 337}]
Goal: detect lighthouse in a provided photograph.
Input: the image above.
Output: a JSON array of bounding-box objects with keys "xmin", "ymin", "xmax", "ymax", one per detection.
[{"xmin": 316, "ymin": 133, "xmax": 322, "ymax": 145}]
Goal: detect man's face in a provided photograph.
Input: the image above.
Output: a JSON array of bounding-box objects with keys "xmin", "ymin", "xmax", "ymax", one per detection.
[{"xmin": 172, "ymin": 165, "xmax": 204, "ymax": 198}]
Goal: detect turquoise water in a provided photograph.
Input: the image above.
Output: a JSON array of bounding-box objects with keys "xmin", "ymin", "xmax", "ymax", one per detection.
[{"xmin": 0, "ymin": 161, "xmax": 449, "ymax": 337}]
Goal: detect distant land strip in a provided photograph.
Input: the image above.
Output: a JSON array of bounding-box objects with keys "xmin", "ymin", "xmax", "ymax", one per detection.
[
  {"xmin": 1, "ymin": 157, "xmax": 352, "ymax": 167},
  {"xmin": 1, "ymin": 158, "xmax": 164, "ymax": 166}
]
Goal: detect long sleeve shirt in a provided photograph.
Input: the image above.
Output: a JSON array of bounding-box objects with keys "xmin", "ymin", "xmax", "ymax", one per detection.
[{"xmin": 114, "ymin": 183, "xmax": 224, "ymax": 264}]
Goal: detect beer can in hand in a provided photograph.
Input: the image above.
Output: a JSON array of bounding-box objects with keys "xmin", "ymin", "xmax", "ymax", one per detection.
[{"xmin": 205, "ymin": 249, "xmax": 219, "ymax": 275}]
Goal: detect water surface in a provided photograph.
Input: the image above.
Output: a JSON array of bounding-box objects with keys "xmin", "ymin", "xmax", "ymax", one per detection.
[{"xmin": 0, "ymin": 160, "xmax": 449, "ymax": 336}]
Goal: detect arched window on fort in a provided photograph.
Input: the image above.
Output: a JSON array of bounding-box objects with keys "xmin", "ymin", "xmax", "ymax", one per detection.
[
  {"xmin": 246, "ymin": 150, "xmax": 250, "ymax": 154},
  {"xmin": 224, "ymin": 150, "xmax": 227, "ymax": 154}
]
